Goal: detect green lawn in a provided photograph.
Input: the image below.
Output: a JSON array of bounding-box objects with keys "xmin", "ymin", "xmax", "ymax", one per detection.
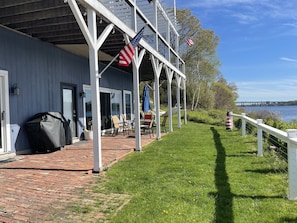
[{"xmin": 103, "ymin": 121, "xmax": 297, "ymax": 223}]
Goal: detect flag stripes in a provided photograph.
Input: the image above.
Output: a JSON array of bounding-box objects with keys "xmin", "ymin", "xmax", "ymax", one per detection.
[
  {"xmin": 118, "ymin": 26, "xmax": 145, "ymax": 67},
  {"xmin": 187, "ymin": 37, "xmax": 194, "ymax": 46},
  {"xmin": 118, "ymin": 43, "xmax": 135, "ymax": 66}
]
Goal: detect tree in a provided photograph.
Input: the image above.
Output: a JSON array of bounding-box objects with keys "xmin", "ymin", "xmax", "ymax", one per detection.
[
  {"xmin": 212, "ymin": 77, "xmax": 237, "ymax": 110},
  {"xmin": 176, "ymin": 9, "xmax": 221, "ymax": 110}
]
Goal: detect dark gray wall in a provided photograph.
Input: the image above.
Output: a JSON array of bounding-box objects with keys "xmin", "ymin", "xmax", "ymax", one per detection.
[{"xmin": 0, "ymin": 26, "xmax": 133, "ymax": 153}]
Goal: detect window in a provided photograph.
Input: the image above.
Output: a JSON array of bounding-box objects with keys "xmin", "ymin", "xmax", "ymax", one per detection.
[
  {"xmin": 111, "ymin": 92, "xmax": 121, "ymax": 117},
  {"xmin": 124, "ymin": 90, "xmax": 132, "ymax": 120}
]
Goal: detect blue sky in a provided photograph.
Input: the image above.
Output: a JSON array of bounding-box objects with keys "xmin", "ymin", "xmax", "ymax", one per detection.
[{"xmin": 164, "ymin": 0, "xmax": 297, "ymax": 102}]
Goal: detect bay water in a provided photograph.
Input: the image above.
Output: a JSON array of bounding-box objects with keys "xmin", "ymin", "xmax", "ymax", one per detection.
[{"xmin": 242, "ymin": 105, "xmax": 297, "ymax": 122}]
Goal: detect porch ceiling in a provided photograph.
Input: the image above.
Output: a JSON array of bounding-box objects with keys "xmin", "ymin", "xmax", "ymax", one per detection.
[{"xmin": 0, "ymin": 0, "xmax": 166, "ymax": 81}]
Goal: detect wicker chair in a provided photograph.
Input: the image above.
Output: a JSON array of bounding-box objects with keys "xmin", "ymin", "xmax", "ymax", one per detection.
[{"xmin": 111, "ymin": 115, "xmax": 120, "ymax": 136}]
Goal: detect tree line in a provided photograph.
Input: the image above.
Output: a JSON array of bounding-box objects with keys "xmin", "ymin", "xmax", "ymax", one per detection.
[{"xmin": 158, "ymin": 9, "xmax": 238, "ymax": 111}]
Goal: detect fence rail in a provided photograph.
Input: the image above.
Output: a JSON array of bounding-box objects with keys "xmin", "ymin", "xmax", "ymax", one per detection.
[{"xmin": 232, "ymin": 113, "xmax": 297, "ymax": 200}]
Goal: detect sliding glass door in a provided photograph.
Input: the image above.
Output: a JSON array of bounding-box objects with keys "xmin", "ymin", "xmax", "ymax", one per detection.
[{"xmin": 83, "ymin": 86, "xmax": 124, "ymax": 130}]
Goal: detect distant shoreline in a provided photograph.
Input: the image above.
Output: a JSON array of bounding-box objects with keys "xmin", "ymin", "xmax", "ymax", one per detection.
[{"xmin": 237, "ymin": 100, "xmax": 297, "ymax": 107}]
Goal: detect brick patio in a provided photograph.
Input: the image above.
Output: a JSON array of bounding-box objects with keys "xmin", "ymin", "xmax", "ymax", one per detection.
[{"xmin": 0, "ymin": 134, "xmax": 155, "ymax": 222}]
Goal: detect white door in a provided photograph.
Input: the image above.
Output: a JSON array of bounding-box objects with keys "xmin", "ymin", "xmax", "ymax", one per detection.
[
  {"xmin": 0, "ymin": 77, "xmax": 4, "ymax": 153},
  {"xmin": 0, "ymin": 71, "xmax": 10, "ymax": 154}
]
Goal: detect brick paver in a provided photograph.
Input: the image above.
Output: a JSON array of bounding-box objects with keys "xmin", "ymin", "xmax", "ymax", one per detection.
[{"xmin": 0, "ymin": 134, "xmax": 155, "ymax": 223}]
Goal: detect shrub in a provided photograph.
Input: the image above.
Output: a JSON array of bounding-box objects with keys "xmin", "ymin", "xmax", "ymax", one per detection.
[{"xmin": 187, "ymin": 110, "xmax": 226, "ymax": 126}]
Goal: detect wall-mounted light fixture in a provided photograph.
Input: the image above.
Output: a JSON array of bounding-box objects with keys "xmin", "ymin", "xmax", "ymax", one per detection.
[
  {"xmin": 11, "ymin": 84, "xmax": 20, "ymax": 96},
  {"xmin": 80, "ymin": 91, "xmax": 86, "ymax": 98}
]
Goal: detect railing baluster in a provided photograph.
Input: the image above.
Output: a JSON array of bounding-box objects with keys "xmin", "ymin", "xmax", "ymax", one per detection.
[
  {"xmin": 287, "ymin": 129, "xmax": 297, "ymax": 200},
  {"xmin": 241, "ymin": 113, "xmax": 246, "ymax": 137},
  {"xmin": 257, "ymin": 119, "xmax": 263, "ymax": 157}
]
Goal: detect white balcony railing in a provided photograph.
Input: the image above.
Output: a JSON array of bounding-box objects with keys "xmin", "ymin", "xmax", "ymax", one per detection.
[{"xmin": 100, "ymin": 0, "xmax": 184, "ymax": 71}]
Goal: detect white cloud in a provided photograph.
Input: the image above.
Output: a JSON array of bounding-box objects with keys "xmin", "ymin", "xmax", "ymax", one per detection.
[
  {"xmin": 280, "ymin": 57, "xmax": 297, "ymax": 62},
  {"xmin": 231, "ymin": 13, "xmax": 258, "ymax": 24}
]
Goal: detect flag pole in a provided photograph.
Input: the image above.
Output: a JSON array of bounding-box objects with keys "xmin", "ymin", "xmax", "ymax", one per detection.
[{"xmin": 96, "ymin": 53, "xmax": 119, "ymax": 78}]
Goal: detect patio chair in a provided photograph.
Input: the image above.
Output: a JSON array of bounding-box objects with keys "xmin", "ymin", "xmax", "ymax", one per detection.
[
  {"xmin": 140, "ymin": 113, "xmax": 154, "ymax": 137},
  {"xmin": 121, "ymin": 114, "xmax": 130, "ymax": 135},
  {"xmin": 111, "ymin": 115, "xmax": 120, "ymax": 136}
]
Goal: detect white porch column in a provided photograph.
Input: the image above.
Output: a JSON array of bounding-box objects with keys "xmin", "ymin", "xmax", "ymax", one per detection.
[
  {"xmin": 182, "ymin": 78, "xmax": 187, "ymax": 125},
  {"xmin": 165, "ymin": 67, "xmax": 174, "ymax": 132},
  {"xmin": 151, "ymin": 55, "xmax": 163, "ymax": 139},
  {"xmin": 182, "ymin": 64, "xmax": 187, "ymax": 125},
  {"xmin": 152, "ymin": 81, "xmax": 156, "ymax": 110},
  {"xmin": 87, "ymin": 9, "xmax": 102, "ymax": 173},
  {"xmin": 132, "ymin": 48, "xmax": 146, "ymax": 151},
  {"xmin": 67, "ymin": 0, "xmax": 114, "ymax": 172},
  {"xmin": 175, "ymin": 74, "xmax": 182, "ymax": 128}
]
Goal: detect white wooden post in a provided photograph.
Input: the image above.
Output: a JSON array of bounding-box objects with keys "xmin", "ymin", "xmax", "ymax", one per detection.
[
  {"xmin": 165, "ymin": 67, "xmax": 173, "ymax": 132},
  {"xmin": 257, "ymin": 119, "xmax": 263, "ymax": 156},
  {"xmin": 241, "ymin": 113, "xmax": 246, "ymax": 137},
  {"xmin": 132, "ymin": 48, "xmax": 146, "ymax": 151},
  {"xmin": 175, "ymin": 75, "xmax": 181, "ymax": 128},
  {"xmin": 87, "ymin": 9, "xmax": 102, "ymax": 172},
  {"xmin": 183, "ymin": 77, "xmax": 187, "ymax": 125},
  {"xmin": 287, "ymin": 129, "xmax": 297, "ymax": 200},
  {"xmin": 151, "ymin": 55, "xmax": 162, "ymax": 140}
]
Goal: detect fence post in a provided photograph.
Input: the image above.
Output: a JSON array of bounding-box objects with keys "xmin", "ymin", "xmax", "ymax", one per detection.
[
  {"xmin": 241, "ymin": 113, "xmax": 246, "ymax": 137},
  {"xmin": 257, "ymin": 119, "xmax": 263, "ymax": 156},
  {"xmin": 287, "ymin": 129, "xmax": 297, "ymax": 200}
]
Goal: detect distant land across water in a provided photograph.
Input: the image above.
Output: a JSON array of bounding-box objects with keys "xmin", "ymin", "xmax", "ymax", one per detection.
[{"xmin": 236, "ymin": 100, "xmax": 297, "ymax": 107}]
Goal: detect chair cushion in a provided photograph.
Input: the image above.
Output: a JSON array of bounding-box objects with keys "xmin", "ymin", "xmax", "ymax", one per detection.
[{"xmin": 143, "ymin": 114, "xmax": 152, "ymax": 125}]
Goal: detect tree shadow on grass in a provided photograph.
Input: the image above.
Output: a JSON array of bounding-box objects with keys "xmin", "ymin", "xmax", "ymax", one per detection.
[{"xmin": 210, "ymin": 127, "xmax": 234, "ymax": 223}]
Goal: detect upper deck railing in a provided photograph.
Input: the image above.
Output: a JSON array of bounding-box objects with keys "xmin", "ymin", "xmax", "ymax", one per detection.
[{"xmin": 100, "ymin": 0, "xmax": 184, "ymax": 71}]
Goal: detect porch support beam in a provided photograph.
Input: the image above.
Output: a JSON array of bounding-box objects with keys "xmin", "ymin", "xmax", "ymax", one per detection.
[
  {"xmin": 175, "ymin": 74, "xmax": 182, "ymax": 128},
  {"xmin": 150, "ymin": 55, "xmax": 163, "ymax": 139},
  {"xmin": 165, "ymin": 67, "xmax": 174, "ymax": 132},
  {"xmin": 87, "ymin": 8, "xmax": 101, "ymax": 173},
  {"xmin": 182, "ymin": 64, "xmax": 187, "ymax": 125},
  {"xmin": 67, "ymin": 0, "xmax": 114, "ymax": 172},
  {"xmin": 122, "ymin": 34, "xmax": 146, "ymax": 151},
  {"xmin": 133, "ymin": 49, "xmax": 146, "ymax": 151},
  {"xmin": 67, "ymin": 0, "xmax": 95, "ymax": 49},
  {"xmin": 183, "ymin": 78, "xmax": 187, "ymax": 124}
]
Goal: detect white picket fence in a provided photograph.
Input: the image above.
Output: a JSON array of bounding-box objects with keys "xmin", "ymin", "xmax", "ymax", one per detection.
[{"xmin": 232, "ymin": 113, "xmax": 297, "ymax": 200}]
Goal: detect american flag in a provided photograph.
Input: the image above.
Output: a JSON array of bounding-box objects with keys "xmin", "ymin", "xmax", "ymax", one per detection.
[
  {"xmin": 118, "ymin": 26, "xmax": 145, "ymax": 67},
  {"xmin": 187, "ymin": 37, "xmax": 194, "ymax": 46}
]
